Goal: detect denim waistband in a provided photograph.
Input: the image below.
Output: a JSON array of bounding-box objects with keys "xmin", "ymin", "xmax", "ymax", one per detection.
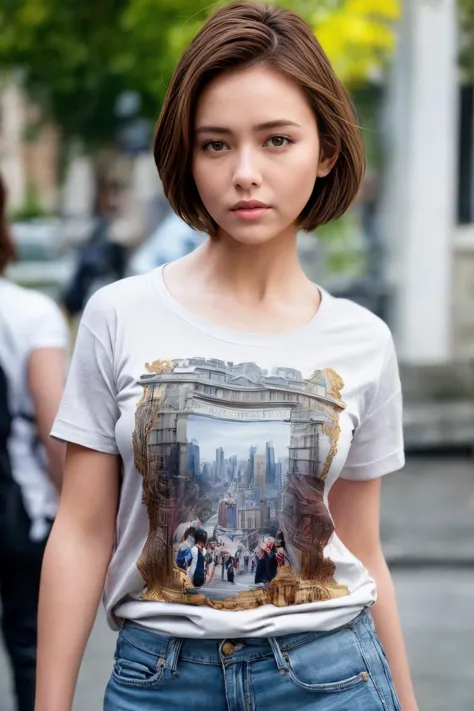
[{"xmin": 119, "ymin": 607, "xmax": 372, "ymax": 666}]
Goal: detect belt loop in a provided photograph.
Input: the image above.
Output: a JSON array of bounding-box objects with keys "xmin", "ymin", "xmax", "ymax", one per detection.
[
  {"xmin": 268, "ymin": 637, "xmax": 289, "ymax": 673},
  {"xmin": 166, "ymin": 637, "xmax": 184, "ymax": 675}
]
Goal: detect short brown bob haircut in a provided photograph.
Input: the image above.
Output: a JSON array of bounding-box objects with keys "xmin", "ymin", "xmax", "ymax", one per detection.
[
  {"xmin": 0, "ymin": 173, "xmax": 16, "ymax": 274},
  {"xmin": 154, "ymin": 1, "xmax": 365, "ymax": 235}
]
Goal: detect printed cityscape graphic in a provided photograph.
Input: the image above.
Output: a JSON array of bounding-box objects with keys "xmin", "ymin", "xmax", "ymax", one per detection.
[{"xmin": 133, "ymin": 357, "xmax": 350, "ymax": 610}]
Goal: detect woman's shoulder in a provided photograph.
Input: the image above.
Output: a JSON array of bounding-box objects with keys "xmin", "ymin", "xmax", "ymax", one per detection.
[
  {"xmin": 321, "ymin": 289, "xmax": 392, "ymax": 346},
  {"xmin": 85, "ymin": 272, "xmax": 155, "ymax": 311},
  {"xmin": 0, "ymin": 278, "xmax": 67, "ymax": 345},
  {"xmin": 1, "ymin": 277, "xmax": 58, "ymax": 313},
  {"xmin": 80, "ymin": 271, "xmax": 157, "ymax": 333}
]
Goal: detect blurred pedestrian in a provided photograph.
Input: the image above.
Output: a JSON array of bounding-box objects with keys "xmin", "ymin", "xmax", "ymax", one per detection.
[
  {"xmin": 36, "ymin": 4, "xmax": 415, "ymax": 711},
  {"xmin": 254, "ymin": 538, "xmax": 277, "ymax": 585},
  {"xmin": 220, "ymin": 549, "xmax": 227, "ymax": 580},
  {"xmin": 188, "ymin": 528, "xmax": 208, "ymax": 588},
  {"xmin": 61, "ymin": 175, "xmax": 145, "ymax": 318},
  {"xmin": 251, "ymin": 554, "xmax": 257, "ymax": 574},
  {"xmin": 0, "ymin": 172, "xmax": 68, "ymax": 711},
  {"xmin": 176, "ymin": 526, "xmax": 196, "ymax": 570},
  {"xmin": 204, "ymin": 545, "xmax": 214, "ymax": 579},
  {"xmin": 61, "ymin": 178, "xmax": 120, "ymax": 317},
  {"xmin": 226, "ymin": 555, "xmax": 235, "ymax": 584}
]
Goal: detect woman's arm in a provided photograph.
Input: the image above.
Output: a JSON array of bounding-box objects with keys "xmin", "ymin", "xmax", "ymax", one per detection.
[
  {"xmin": 328, "ymin": 477, "xmax": 419, "ymax": 711},
  {"xmin": 35, "ymin": 443, "xmax": 120, "ymax": 711},
  {"xmin": 28, "ymin": 346, "xmax": 67, "ymax": 490}
]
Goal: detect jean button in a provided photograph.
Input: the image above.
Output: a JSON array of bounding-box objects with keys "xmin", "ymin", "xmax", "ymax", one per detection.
[
  {"xmin": 222, "ymin": 642, "xmax": 234, "ymax": 656},
  {"xmin": 362, "ymin": 672, "xmax": 370, "ymax": 682}
]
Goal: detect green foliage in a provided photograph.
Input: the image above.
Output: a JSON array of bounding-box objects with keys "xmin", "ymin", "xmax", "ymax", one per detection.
[
  {"xmin": 0, "ymin": 1, "xmax": 127, "ymax": 147},
  {"xmin": 9, "ymin": 182, "xmax": 49, "ymax": 220},
  {"xmin": 315, "ymin": 213, "xmax": 366, "ymax": 277},
  {"xmin": 0, "ymin": 0, "xmax": 398, "ymax": 152},
  {"xmin": 0, "ymin": 0, "xmax": 212, "ymax": 148},
  {"xmin": 459, "ymin": 0, "xmax": 474, "ymax": 80}
]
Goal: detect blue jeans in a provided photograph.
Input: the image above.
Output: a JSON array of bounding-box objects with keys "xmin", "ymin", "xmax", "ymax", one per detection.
[{"xmin": 104, "ymin": 607, "xmax": 402, "ymax": 710}]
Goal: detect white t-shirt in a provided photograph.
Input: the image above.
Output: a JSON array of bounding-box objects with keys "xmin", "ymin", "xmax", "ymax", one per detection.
[
  {"xmin": 188, "ymin": 546, "xmax": 207, "ymax": 580},
  {"xmin": 0, "ymin": 278, "xmax": 69, "ymax": 540},
  {"xmin": 52, "ymin": 266, "xmax": 404, "ymax": 637}
]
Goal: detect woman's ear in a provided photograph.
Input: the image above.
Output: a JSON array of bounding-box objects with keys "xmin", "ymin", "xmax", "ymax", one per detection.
[{"xmin": 317, "ymin": 150, "xmax": 338, "ymax": 178}]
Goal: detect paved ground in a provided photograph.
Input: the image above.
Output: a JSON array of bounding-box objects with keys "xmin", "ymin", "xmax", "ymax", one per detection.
[
  {"xmin": 207, "ymin": 569, "xmax": 254, "ymax": 589},
  {"xmin": 1, "ymin": 455, "xmax": 473, "ymax": 710},
  {"xmin": 380, "ymin": 455, "xmax": 474, "ymax": 565}
]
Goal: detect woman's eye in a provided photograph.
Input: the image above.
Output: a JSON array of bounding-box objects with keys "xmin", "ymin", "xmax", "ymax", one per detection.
[
  {"xmin": 267, "ymin": 135, "xmax": 291, "ymax": 148},
  {"xmin": 203, "ymin": 141, "xmax": 226, "ymax": 152}
]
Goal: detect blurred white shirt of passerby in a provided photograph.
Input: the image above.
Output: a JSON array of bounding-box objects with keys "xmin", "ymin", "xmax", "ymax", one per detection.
[
  {"xmin": 0, "ymin": 277, "xmax": 68, "ymax": 540},
  {"xmin": 188, "ymin": 545, "xmax": 206, "ymax": 580}
]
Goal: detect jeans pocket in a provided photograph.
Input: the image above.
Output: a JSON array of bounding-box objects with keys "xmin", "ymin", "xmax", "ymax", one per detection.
[
  {"xmin": 112, "ymin": 657, "xmax": 165, "ymax": 688},
  {"xmin": 284, "ymin": 654, "xmax": 368, "ymax": 693},
  {"xmin": 281, "ymin": 628, "xmax": 372, "ymax": 694},
  {"xmin": 111, "ymin": 632, "xmax": 167, "ymax": 689}
]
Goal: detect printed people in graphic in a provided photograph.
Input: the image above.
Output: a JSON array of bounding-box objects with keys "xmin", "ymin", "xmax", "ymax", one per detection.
[
  {"xmin": 176, "ymin": 526, "xmax": 197, "ymax": 571},
  {"xmin": 176, "ymin": 526, "xmax": 223, "ymax": 589},
  {"xmin": 226, "ymin": 555, "xmax": 235, "ymax": 584},
  {"xmin": 174, "ymin": 519, "xmax": 289, "ymax": 594},
  {"xmin": 220, "ymin": 550, "xmax": 227, "ymax": 580},
  {"xmin": 135, "ymin": 357, "xmax": 349, "ymax": 609},
  {"xmin": 188, "ymin": 528, "xmax": 208, "ymax": 588},
  {"xmin": 254, "ymin": 535, "xmax": 286, "ymax": 585}
]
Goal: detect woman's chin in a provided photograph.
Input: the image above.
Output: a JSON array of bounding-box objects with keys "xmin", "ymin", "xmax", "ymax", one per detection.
[{"xmin": 221, "ymin": 227, "xmax": 285, "ymax": 247}]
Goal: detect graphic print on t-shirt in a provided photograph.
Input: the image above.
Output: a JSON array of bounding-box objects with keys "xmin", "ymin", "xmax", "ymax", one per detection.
[{"xmin": 133, "ymin": 357, "xmax": 350, "ymax": 610}]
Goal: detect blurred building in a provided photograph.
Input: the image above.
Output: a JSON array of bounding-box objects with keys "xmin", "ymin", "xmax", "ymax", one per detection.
[
  {"xmin": 0, "ymin": 79, "xmax": 59, "ymax": 212},
  {"xmin": 382, "ymin": 0, "xmax": 474, "ymax": 448},
  {"xmin": 218, "ymin": 498, "xmax": 237, "ymax": 529},
  {"xmin": 384, "ymin": 0, "xmax": 474, "ymax": 364}
]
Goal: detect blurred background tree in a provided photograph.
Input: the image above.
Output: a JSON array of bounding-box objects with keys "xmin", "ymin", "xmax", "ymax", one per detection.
[
  {"xmin": 0, "ymin": 0, "xmax": 400, "ymax": 153},
  {"xmin": 459, "ymin": 0, "xmax": 474, "ymax": 80},
  {"xmin": 0, "ymin": 0, "xmax": 211, "ymax": 150},
  {"xmin": 286, "ymin": 0, "xmax": 400, "ymax": 86}
]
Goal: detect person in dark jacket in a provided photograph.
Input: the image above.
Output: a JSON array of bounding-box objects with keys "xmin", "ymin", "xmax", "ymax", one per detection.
[
  {"xmin": 226, "ymin": 555, "xmax": 235, "ymax": 584},
  {"xmin": 254, "ymin": 538, "xmax": 278, "ymax": 584},
  {"xmin": 189, "ymin": 528, "xmax": 208, "ymax": 587}
]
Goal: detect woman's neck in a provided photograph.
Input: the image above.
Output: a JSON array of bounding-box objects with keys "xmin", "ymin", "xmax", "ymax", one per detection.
[
  {"xmin": 163, "ymin": 224, "xmax": 320, "ymax": 333},
  {"xmin": 184, "ymin": 227, "xmax": 307, "ymax": 304}
]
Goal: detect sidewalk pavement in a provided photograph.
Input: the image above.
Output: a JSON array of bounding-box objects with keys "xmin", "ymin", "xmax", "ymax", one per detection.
[{"xmin": 381, "ymin": 456, "xmax": 474, "ymax": 565}]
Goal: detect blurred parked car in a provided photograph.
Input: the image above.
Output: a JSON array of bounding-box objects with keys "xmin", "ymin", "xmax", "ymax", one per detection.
[{"xmin": 5, "ymin": 219, "xmax": 76, "ymax": 298}]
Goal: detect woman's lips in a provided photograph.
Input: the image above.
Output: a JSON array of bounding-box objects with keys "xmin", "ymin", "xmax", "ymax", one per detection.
[{"xmin": 232, "ymin": 207, "xmax": 271, "ymax": 220}]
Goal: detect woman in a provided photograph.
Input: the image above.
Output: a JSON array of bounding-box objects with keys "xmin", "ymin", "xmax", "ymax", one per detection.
[
  {"xmin": 226, "ymin": 555, "xmax": 235, "ymax": 585},
  {"xmin": 0, "ymin": 173, "xmax": 68, "ymax": 711},
  {"xmin": 36, "ymin": 4, "xmax": 418, "ymax": 711},
  {"xmin": 175, "ymin": 526, "xmax": 196, "ymax": 570},
  {"xmin": 254, "ymin": 538, "xmax": 278, "ymax": 585},
  {"xmin": 188, "ymin": 528, "xmax": 208, "ymax": 588},
  {"xmin": 251, "ymin": 554, "xmax": 256, "ymax": 575}
]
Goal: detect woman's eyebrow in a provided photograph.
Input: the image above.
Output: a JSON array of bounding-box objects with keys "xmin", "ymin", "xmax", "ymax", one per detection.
[{"xmin": 195, "ymin": 119, "xmax": 301, "ymax": 135}]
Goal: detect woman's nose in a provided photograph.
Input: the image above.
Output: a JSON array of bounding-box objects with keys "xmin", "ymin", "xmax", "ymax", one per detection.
[{"xmin": 232, "ymin": 149, "xmax": 262, "ymax": 189}]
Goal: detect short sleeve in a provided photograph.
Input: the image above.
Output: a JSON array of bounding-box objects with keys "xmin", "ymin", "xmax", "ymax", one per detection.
[
  {"xmin": 50, "ymin": 293, "xmax": 120, "ymax": 455},
  {"xmin": 25, "ymin": 294, "xmax": 69, "ymax": 354},
  {"xmin": 339, "ymin": 335, "xmax": 405, "ymax": 481}
]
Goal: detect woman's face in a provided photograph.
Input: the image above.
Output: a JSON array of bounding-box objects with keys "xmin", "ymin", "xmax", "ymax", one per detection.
[{"xmin": 192, "ymin": 64, "xmax": 333, "ymax": 245}]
